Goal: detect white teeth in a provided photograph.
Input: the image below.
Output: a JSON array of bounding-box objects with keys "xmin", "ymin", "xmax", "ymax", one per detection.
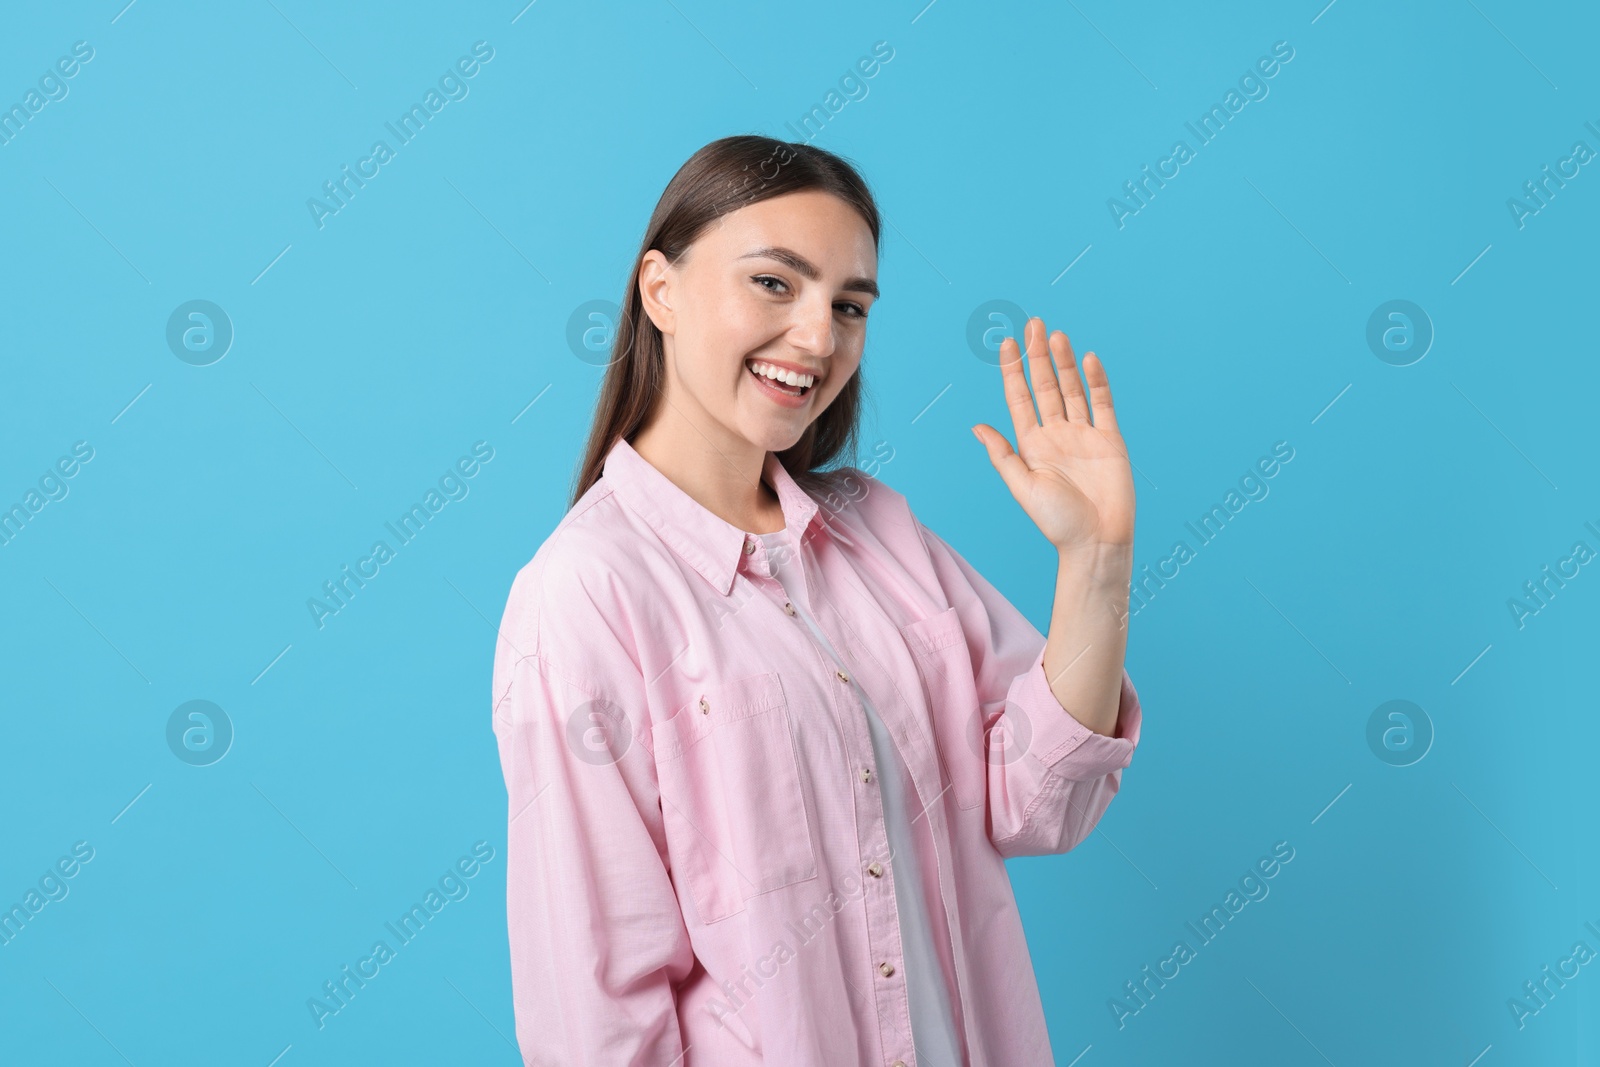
[{"xmin": 748, "ymin": 359, "xmax": 816, "ymax": 389}]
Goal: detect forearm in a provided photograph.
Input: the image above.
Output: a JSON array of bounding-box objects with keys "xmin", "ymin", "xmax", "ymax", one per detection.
[{"xmin": 1039, "ymin": 541, "xmax": 1133, "ymax": 737}]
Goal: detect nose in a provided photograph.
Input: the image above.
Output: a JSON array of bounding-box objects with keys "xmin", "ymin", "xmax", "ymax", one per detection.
[{"xmin": 787, "ymin": 295, "xmax": 837, "ymax": 359}]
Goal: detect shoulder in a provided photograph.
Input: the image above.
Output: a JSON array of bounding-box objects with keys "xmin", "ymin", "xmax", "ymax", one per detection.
[
  {"xmin": 810, "ymin": 455, "xmax": 1004, "ymax": 620},
  {"xmin": 492, "ymin": 478, "xmax": 651, "ymax": 705},
  {"xmin": 809, "ymin": 461, "xmax": 926, "ymax": 546},
  {"xmin": 806, "ymin": 461, "xmax": 956, "ymax": 610}
]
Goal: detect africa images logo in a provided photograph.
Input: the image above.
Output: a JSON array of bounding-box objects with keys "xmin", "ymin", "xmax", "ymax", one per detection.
[
  {"xmin": 306, "ymin": 41, "xmax": 495, "ymax": 230},
  {"xmin": 306, "ymin": 442, "xmax": 494, "ymax": 629}
]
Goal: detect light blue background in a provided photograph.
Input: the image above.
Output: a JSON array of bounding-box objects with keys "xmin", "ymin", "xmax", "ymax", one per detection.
[{"xmin": 2, "ymin": 1, "xmax": 1596, "ymax": 1064}]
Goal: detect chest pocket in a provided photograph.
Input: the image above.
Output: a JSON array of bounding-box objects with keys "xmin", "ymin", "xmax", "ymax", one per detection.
[
  {"xmin": 652, "ymin": 671, "xmax": 818, "ymax": 924},
  {"xmin": 900, "ymin": 606, "xmax": 987, "ymax": 811}
]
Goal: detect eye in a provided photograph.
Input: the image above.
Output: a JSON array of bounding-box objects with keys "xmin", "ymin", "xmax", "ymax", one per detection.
[{"xmin": 754, "ymin": 273, "xmax": 869, "ymax": 319}]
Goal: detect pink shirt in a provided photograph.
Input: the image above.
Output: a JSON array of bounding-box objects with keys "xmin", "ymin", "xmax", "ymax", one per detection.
[
  {"xmin": 490, "ymin": 435, "xmax": 1143, "ymax": 1066},
  {"xmin": 757, "ymin": 524, "xmax": 964, "ymax": 1066}
]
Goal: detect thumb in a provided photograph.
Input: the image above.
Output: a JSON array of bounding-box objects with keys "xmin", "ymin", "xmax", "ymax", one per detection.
[{"xmin": 971, "ymin": 424, "xmax": 1031, "ymax": 501}]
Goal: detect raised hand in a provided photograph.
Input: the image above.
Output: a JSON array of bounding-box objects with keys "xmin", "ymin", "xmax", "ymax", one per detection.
[{"xmin": 971, "ymin": 316, "xmax": 1135, "ymax": 552}]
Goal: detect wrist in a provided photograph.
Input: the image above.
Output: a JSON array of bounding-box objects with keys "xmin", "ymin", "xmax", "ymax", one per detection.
[{"xmin": 1056, "ymin": 539, "xmax": 1134, "ymax": 585}]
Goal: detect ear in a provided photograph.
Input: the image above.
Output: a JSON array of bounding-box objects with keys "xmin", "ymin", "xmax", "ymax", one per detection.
[{"xmin": 637, "ymin": 249, "xmax": 676, "ymax": 337}]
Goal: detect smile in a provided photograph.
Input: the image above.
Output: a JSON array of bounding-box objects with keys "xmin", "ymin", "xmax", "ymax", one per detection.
[{"xmin": 745, "ymin": 358, "xmax": 818, "ymax": 401}]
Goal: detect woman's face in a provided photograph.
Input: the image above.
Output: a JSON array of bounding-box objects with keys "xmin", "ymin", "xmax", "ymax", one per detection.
[{"xmin": 639, "ymin": 189, "xmax": 879, "ymax": 455}]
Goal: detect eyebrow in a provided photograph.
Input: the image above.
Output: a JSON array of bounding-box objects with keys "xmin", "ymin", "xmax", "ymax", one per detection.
[{"xmin": 738, "ymin": 246, "xmax": 879, "ymax": 300}]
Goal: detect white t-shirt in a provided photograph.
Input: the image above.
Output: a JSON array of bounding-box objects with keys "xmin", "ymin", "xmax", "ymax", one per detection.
[{"xmin": 759, "ymin": 528, "xmax": 966, "ymax": 1067}]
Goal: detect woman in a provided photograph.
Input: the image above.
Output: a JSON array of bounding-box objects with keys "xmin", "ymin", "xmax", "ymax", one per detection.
[{"xmin": 491, "ymin": 135, "xmax": 1142, "ymax": 1066}]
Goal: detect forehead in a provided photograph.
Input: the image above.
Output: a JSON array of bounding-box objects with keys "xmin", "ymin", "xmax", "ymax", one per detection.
[{"xmin": 702, "ymin": 191, "xmax": 877, "ymax": 272}]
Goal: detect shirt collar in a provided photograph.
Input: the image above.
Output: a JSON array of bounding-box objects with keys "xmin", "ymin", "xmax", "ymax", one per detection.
[{"xmin": 602, "ymin": 435, "xmax": 851, "ymax": 596}]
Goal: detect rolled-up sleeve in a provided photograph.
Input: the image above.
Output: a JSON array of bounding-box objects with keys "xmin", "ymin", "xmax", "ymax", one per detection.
[
  {"xmin": 915, "ymin": 521, "xmax": 1143, "ymax": 860},
  {"xmin": 491, "ymin": 583, "xmax": 693, "ymax": 1064}
]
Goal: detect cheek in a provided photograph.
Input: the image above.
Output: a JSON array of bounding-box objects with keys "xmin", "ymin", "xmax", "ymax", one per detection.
[
  {"xmin": 822, "ymin": 352, "xmax": 863, "ymax": 400},
  {"xmin": 835, "ymin": 334, "xmax": 866, "ymax": 376},
  {"xmin": 704, "ymin": 290, "xmax": 777, "ymax": 350},
  {"xmin": 722, "ymin": 306, "xmax": 773, "ymax": 358}
]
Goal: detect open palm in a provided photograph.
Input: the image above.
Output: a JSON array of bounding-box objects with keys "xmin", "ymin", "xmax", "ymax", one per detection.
[{"xmin": 972, "ymin": 316, "xmax": 1135, "ymax": 551}]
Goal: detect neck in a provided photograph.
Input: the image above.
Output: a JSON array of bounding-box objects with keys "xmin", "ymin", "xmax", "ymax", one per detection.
[{"xmin": 630, "ymin": 410, "xmax": 785, "ymax": 535}]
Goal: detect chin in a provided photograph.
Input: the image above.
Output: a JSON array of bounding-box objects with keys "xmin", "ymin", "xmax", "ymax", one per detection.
[
  {"xmin": 744, "ymin": 421, "xmax": 810, "ymax": 456},
  {"xmin": 763, "ymin": 430, "xmax": 807, "ymax": 455}
]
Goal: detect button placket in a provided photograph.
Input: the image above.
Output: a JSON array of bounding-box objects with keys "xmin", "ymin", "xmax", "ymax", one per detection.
[
  {"xmin": 841, "ymin": 677, "xmax": 911, "ymax": 1060},
  {"xmin": 762, "ymin": 546, "xmax": 913, "ymax": 1061},
  {"xmin": 821, "ymin": 683, "xmax": 907, "ymax": 1056}
]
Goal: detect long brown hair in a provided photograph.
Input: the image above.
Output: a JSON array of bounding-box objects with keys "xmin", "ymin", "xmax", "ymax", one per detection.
[{"xmin": 568, "ymin": 135, "xmax": 882, "ymax": 510}]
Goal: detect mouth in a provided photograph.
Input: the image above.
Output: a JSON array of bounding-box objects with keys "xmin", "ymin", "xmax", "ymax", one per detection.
[{"xmin": 745, "ymin": 358, "xmax": 818, "ymax": 401}]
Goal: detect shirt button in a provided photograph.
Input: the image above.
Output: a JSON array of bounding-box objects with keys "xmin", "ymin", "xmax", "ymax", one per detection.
[
  {"xmin": 878, "ymin": 961, "xmax": 895, "ymax": 978},
  {"xmin": 743, "ymin": 539, "xmax": 756, "ymax": 555},
  {"xmin": 699, "ymin": 697, "xmax": 710, "ymax": 715},
  {"xmin": 860, "ymin": 767, "xmax": 872, "ymax": 783},
  {"xmin": 784, "ymin": 601, "xmax": 796, "ymax": 616},
  {"xmin": 891, "ymin": 1061, "xmax": 907, "ymax": 1067},
  {"xmin": 836, "ymin": 669, "xmax": 850, "ymax": 684},
  {"xmin": 866, "ymin": 862, "xmax": 883, "ymax": 878}
]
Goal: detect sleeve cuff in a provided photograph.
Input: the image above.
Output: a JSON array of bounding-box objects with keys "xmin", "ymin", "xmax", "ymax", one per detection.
[{"xmin": 1007, "ymin": 656, "xmax": 1142, "ymax": 781}]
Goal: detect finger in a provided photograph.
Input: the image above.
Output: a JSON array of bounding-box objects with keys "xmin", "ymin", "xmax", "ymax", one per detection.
[
  {"xmin": 1050, "ymin": 330, "xmax": 1090, "ymax": 422},
  {"xmin": 1023, "ymin": 317, "xmax": 1068, "ymax": 423},
  {"xmin": 996, "ymin": 333, "xmax": 1040, "ymax": 441},
  {"xmin": 971, "ymin": 423, "xmax": 1031, "ymax": 499},
  {"xmin": 1082, "ymin": 352, "xmax": 1121, "ymax": 436}
]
